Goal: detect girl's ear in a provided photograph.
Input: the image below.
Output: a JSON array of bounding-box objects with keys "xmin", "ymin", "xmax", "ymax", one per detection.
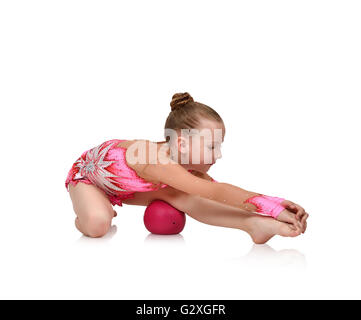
[{"xmin": 178, "ymin": 136, "xmax": 189, "ymax": 154}]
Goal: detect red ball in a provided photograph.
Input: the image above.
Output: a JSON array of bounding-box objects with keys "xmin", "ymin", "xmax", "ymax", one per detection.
[{"xmin": 144, "ymin": 200, "xmax": 186, "ymax": 235}]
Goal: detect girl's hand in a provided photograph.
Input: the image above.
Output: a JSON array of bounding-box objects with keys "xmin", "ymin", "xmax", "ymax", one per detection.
[
  {"xmin": 276, "ymin": 201, "xmax": 309, "ymax": 234},
  {"xmin": 281, "ymin": 200, "xmax": 309, "ymax": 221},
  {"xmin": 277, "ymin": 208, "xmax": 305, "ymax": 233},
  {"xmin": 279, "ymin": 200, "xmax": 309, "ymax": 234}
]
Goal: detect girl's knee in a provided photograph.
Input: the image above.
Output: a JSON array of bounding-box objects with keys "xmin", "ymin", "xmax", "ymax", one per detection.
[{"xmin": 79, "ymin": 213, "xmax": 112, "ymax": 238}]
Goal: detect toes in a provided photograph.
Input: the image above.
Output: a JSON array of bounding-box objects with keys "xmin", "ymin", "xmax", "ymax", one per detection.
[
  {"xmin": 296, "ymin": 209, "xmax": 305, "ymax": 221},
  {"xmin": 281, "ymin": 223, "xmax": 301, "ymax": 237},
  {"xmin": 291, "ymin": 226, "xmax": 302, "ymax": 237},
  {"xmin": 289, "ymin": 224, "xmax": 297, "ymax": 231},
  {"xmin": 290, "ymin": 221, "xmax": 298, "ymax": 231},
  {"xmin": 290, "ymin": 217, "xmax": 303, "ymax": 232},
  {"xmin": 289, "ymin": 222, "xmax": 301, "ymax": 233},
  {"xmin": 280, "ymin": 210, "xmax": 299, "ymax": 225},
  {"xmin": 286, "ymin": 211, "xmax": 304, "ymax": 230}
]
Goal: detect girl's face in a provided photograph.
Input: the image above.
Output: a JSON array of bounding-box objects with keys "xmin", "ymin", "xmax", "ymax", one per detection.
[{"xmin": 176, "ymin": 119, "xmax": 225, "ymax": 173}]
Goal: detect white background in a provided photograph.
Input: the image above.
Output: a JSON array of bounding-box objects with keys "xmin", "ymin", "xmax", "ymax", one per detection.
[{"xmin": 0, "ymin": 0, "xmax": 360, "ymax": 299}]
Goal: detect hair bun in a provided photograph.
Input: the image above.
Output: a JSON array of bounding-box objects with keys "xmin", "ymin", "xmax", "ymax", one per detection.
[{"xmin": 170, "ymin": 92, "xmax": 194, "ymax": 111}]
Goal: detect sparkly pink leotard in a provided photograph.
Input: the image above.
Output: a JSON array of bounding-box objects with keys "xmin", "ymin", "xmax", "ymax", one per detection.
[{"xmin": 65, "ymin": 139, "xmax": 217, "ymax": 207}]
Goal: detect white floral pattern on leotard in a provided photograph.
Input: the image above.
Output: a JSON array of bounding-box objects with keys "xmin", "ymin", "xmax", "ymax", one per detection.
[{"xmin": 74, "ymin": 141, "xmax": 127, "ymax": 195}]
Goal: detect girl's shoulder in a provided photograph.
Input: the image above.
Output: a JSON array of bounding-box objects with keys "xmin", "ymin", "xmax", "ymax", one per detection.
[
  {"xmin": 115, "ymin": 139, "xmax": 137, "ymax": 149},
  {"xmin": 115, "ymin": 138, "xmax": 163, "ymax": 149},
  {"xmin": 117, "ymin": 139, "xmax": 170, "ymax": 184}
]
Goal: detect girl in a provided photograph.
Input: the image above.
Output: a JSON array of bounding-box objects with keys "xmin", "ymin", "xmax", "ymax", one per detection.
[{"xmin": 65, "ymin": 92, "xmax": 309, "ymax": 244}]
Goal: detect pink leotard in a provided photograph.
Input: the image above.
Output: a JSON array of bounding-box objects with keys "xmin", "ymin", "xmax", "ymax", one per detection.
[{"xmin": 65, "ymin": 139, "xmax": 217, "ymax": 207}]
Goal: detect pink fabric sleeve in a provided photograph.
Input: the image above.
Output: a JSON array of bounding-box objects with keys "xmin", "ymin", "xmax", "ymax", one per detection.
[{"xmin": 243, "ymin": 194, "xmax": 285, "ymax": 218}]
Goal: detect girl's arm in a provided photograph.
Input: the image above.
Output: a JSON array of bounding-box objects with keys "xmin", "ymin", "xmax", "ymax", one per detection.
[
  {"xmin": 197, "ymin": 171, "xmax": 307, "ymax": 225},
  {"xmin": 192, "ymin": 171, "xmax": 260, "ymax": 212},
  {"xmin": 128, "ymin": 140, "xmax": 305, "ymax": 230},
  {"xmin": 132, "ymin": 142, "xmax": 263, "ymax": 212}
]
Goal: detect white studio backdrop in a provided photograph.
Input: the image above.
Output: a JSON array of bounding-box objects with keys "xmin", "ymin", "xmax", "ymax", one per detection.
[{"xmin": 0, "ymin": 0, "xmax": 360, "ymax": 299}]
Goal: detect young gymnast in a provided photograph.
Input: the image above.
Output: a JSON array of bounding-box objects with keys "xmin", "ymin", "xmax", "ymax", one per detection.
[{"xmin": 65, "ymin": 92, "xmax": 309, "ymax": 244}]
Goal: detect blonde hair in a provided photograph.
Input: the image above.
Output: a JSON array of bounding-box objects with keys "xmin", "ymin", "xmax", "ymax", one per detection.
[{"xmin": 164, "ymin": 92, "xmax": 223, "ymax": 142}]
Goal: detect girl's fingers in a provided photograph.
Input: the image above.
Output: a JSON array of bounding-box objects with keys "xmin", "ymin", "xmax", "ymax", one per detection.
[
  {"xmin": 292, "ymin": 218, "xmax": 303, "ymax": 232},
  {"xmin": 294, "ymin": 206, "xmax": 305, "ymax": 221},
  {"xmin": 287, "ymin": 204, "xmax": 300, "ymax": 217},
  {"xmin": 285, "ymin": 202, "xmax": 308, "ymax": 228},
  {"xmin": 301, "ymin": 214, "xmax": 308, "ymax": 233},
  {"xmin": 297, "ymin": 209, "xmax": 305, "ymax": 220},
  {"xmin": 281, "ymin": 209, "xmax": 302, "ymax": 229},
  {"xmin": 289, "ymin": 223, "xmax": 297, "ymax": 231},
  {"xmin": 288, "ymin": 204, "xmax": 297, "ymax": 212}
]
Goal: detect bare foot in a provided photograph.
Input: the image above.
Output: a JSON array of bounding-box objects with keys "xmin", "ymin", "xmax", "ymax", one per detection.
[{"xmin": 247, "ymin": 215, "xmax": 302, "ymax": 244}]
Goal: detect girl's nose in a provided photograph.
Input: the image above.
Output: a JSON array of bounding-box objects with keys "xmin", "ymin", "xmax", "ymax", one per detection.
[{"xmin": 215, "ymin": 150, "xmax": 222, "ymax": 160}]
